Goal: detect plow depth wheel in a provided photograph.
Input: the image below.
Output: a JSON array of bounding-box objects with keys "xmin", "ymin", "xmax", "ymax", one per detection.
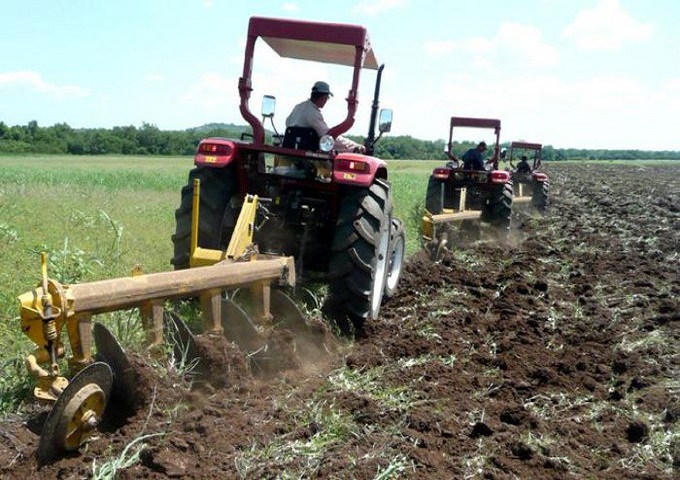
[{"xmin": 38, "ymin": 362, "xmax": 112, "ymax": 465}]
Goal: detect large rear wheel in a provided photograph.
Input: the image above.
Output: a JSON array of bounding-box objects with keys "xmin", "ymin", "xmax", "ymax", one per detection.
[
  {"xmin": 171, "ymin": 166, "xmax": 237, "ymax": 269},
  {"xmin": 425, "ymin": 177, "xmax": 444, "ymax": 214},
  {"xmin": 532, "ymin": 180, "xmax": 549, "ymax": 211},
  {"xmin": 327, "ymin": 180, "xmax": 392, "ymax": 331},
  {"xmin": 484, "ymin": 182, "xmax": 513, "ymax": 231}
]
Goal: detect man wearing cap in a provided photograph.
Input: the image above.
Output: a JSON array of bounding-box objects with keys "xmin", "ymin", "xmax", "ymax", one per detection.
[
  {"xmin": 286, "ymin": 81, "xmax": 366, "ymax": 153},
  {"xmin": 462, "ymin": 142, "xmax": 489, "ymax": 171}
]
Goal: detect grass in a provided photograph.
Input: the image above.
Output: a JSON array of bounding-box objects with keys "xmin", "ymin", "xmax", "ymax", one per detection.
[
  {"xmin": 234, "ymin": 398, "xmax": 358, "ymax": 478},
  {"xmin": 91, "ymin": 432, "xmax": 165, "ymax": 480}
]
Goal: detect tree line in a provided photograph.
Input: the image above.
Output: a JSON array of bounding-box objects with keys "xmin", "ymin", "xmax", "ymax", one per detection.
[{"xmin": 1, "ymin": 121, "xmax": 678, "ymax": 161}]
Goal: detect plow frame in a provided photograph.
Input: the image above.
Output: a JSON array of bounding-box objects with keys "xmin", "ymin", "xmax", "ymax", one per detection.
[{"xmin": 18, "ymin": 180, "xmax": 293, "ymax": 400}]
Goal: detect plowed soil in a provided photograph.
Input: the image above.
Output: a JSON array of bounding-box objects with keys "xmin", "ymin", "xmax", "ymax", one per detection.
[{"xmin": 1, "ymin": 162, "xmax": 678, "ymax": 479}]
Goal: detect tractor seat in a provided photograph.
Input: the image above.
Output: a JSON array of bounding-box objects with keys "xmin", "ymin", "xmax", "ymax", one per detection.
[{"xmin": 282, "ymin": 127, "xmax": 320, "ymax": 151}]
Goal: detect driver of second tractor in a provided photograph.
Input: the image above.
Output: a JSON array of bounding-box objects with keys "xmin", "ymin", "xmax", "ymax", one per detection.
[
  {"xmin": 286, "ymin": 81, "xmax": 366, "ymax": 153},
  {"xmin": 462, "ymin": 141, "xmax": 489, "ymax": 171},
  {"xmin": 516, "ymin": 155, "xmax": 532, "ymax": 173}
]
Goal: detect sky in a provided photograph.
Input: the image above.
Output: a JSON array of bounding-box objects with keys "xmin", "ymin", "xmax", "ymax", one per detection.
[{"xmin": 1, "ymin": 0, "xmax": 678, "ymax": 150}]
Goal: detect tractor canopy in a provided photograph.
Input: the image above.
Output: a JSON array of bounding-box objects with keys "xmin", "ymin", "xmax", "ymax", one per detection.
[
  {"xmin": 508, "ymin": 141, "xmax": 543, "ymax": 169},
  {"xmin": 240, "ymin": 16, "xmax": 380, "ymax": 145},
  {"xmin": 249, "ymin": 16, "xmax": 378, "ymax": 69},
  {"xmin": 447, "ymin": 116, "xmax": 502, "ymax": 168},
  {"xmin": 509, "ymin": 141, "xmax": 542, "ymax": 151}
]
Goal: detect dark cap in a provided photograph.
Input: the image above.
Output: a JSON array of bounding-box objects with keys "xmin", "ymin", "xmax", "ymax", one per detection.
[{"xmin": 311, "ymin": 81, "xmax": 333, "ymax": 96}]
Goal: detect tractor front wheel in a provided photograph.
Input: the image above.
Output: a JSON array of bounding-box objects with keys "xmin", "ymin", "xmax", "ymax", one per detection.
[{"xmin": 384, "ymin": 218, "xmax": 405, "ymax": 299}]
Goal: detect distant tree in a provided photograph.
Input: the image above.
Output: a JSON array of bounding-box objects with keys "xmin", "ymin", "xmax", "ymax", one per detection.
[{"xmin": 0, "ymin": 120, "xmax": 679, "ymax": 160}]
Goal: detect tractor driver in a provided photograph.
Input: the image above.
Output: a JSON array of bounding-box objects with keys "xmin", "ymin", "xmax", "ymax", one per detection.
[
  {"xmin": 462, "ymin": 141, "xmax": 489, "ymax": 171},
  {"xmin": 516, "ymin": 155, "xmax": 532, "ymax": 173},
  {"xmin": 286, "ymin": 81, "xmax": 366, "ymax": 153}
]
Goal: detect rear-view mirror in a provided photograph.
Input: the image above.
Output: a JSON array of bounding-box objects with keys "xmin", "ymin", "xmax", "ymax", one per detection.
[
  {"xmin": 378, "ymin": 109, "xmax": 393, "ymax": 133},
  {"xmin": 261, "ymin": 95, "xmax": 276, "ymax": 118}
]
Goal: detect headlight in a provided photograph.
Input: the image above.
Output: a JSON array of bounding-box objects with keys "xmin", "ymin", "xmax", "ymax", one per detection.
[{"xmin": 319, "ymin": 134, "xmax": 334, "ymax": 152}]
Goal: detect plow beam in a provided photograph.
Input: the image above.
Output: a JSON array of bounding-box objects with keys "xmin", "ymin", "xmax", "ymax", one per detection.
[
  {"xmin": 421, "ymin": 210, "xmax": 482, "ymax": 242},
  {"xmin": 18, "ymin": 256, "xmax": 296, "ymax": 381},
  {"xmin": 20, "ymin": 256, "xmax": 295, "ymax": 319},
  {"xmin": 428, "ymin": 210, "xmax": 482, "ymax": 224}
]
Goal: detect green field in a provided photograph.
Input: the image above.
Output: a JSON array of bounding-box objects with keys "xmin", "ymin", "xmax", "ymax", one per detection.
[{"xmin": 0, "ymin": 154, "xmax": 437, "ymax": 411}]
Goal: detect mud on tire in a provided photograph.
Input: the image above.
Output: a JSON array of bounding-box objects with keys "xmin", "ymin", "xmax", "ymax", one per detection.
[
  {"xmin": 171, "ymin": 166, "xmax": 237, "ymax": 270},
  {"xmin": 326, "ymin": 180, "xmax": 392, "ymax": 331}
]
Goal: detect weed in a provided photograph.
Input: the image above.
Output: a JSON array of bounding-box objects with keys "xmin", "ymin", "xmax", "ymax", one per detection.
[
  {"xmin": 617, "ymin": 329, "xmax": 668, "ymax": 354},
  {"xmin": 328, "ymin": 365, "xmax": 421, "ymax": 411},
  {"xmin": 0, "ymin": 222, "xmax": 18, "ymax": 243},
  {"xmin": 29, "ymin": 238, "xmax": 98, "ymax": 284},
  {"xmin": 90, "ymin": 432, "xmax": 164, "ymax": 480},
  {"xmin": 398, "ymin": 353, "xmax": 456, "ymax": 369},
  {"xmin": 461, "ymin": 438, "xmax": 496, "ymax": 479},
  {"xmin": 0, "ymin": 357, "xmax": 32, "ymax": 416},
  {"xmin": 619, "ymin": 416, "xmax": 680, "ymax": 474},
  {"xmin": 373, "ymin": 453, "xmax": 416, "ymax": 479},
  {"xmin": 162, "ymin": 312, "xmax": 200, "ymax": 386},
  {"xmin": 234, "ymin": 399, "xmax": 357, "ymax": 478}
]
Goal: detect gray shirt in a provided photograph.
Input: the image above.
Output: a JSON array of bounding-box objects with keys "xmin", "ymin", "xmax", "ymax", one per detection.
[{"xmin": 285, "ymin": 100, "xmax": 362, "ymax": 152}]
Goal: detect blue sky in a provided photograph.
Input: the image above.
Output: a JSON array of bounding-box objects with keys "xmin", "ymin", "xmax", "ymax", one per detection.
[{"xmin": 1, "ymin": 0, "xmax": 678, "ymax": 150}]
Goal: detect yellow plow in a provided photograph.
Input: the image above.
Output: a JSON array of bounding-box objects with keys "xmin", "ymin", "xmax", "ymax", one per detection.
[
  {"xmin": 421, "ymin": 187, "xmax": 483, "ymax": 260},
  {"xmin": 17, "ymin": 179, "xmax": 321, "ymax": 464}
]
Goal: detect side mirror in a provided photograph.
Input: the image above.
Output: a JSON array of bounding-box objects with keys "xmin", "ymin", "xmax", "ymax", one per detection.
[
  {"xmin": 378, "ymin": 109, "xmax": 393, "ymax": 133},
  {"xmin": 261, "ymin": 95, "xmax": 276, "ymax": 118}
]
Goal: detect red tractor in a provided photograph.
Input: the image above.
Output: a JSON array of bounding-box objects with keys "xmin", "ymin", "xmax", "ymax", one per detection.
[
  {"xmin": 171, "ymin": 17, "xmax": 404, "ymax": 330},
  {"xmin": 422, "ymin": 117, "xmax": 513, "ymax": 257},
  {"xmin": 503, "ymin": 141, "xmax": 549, "ymax": 210}
]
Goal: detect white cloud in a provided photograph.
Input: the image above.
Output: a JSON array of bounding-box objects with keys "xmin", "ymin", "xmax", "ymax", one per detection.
[
  {"xmin": 0, "ymin": 71, "xmax": 89, "ymax": 99},
  {"xmin": 563, "ymin": 0, "xmax": 653, "ymax": 51},
  {"xmin": 497, "ymin": 22, "xmax": 559, "ymax": 67},
  {"xmin": 282, "ymin": 2, "xmax": 300, "ymax": 12},
  {"xmin": 352, "ymin": 0, "xmax": 409, "ymax": 16},
  {"xmin": 424, "ymin": 22, "xmax": 557, "ymax": 68},
  {"xmin": 393, "ymin": 72, "xmax": 672, "ymax": 149}
]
